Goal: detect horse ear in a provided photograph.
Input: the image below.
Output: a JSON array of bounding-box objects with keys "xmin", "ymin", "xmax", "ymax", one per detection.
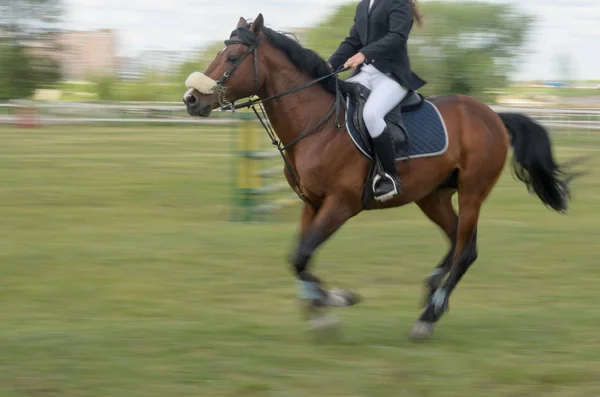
[
  {"xmin": 237, "ymin": 17, "xmax": 247, "ymax": 28},
  {"xmin": 252, "ymin": 13, "xmax": 264, "ymax": 33}
]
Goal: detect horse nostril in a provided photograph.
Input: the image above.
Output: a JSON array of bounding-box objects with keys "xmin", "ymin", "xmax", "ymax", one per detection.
[{"xmin": 185, "ymin": 95, "xmax": 197, "ymax": 105}]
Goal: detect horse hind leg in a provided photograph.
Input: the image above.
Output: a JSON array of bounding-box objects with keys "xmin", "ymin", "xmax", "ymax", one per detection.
[
  {"xmin": 416, "ymin": 188, "xmax": 458, "ymax": 306},
  {"xmin": 410, "ymin": 144, "xmax": 505, "ymax": 339},
  {"xmin": 410, "ymin": 189, "xmax": 481, "ymax": 340}
]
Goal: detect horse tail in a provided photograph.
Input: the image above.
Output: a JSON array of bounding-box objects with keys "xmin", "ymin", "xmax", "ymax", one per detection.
[{"xmin": 498, "ymin": 112, "xmax": 570, "ymax": 213}]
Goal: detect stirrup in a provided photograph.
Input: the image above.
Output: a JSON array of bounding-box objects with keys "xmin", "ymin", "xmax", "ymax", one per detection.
[{"xmin": 372, "ymin": 173, "xmax": 400, "ymax": 202}]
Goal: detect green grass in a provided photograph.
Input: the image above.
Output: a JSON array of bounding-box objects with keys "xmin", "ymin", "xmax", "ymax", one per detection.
[{"xmin": 1, "ymin": 124, "xmax": 600, "ymax": 396}]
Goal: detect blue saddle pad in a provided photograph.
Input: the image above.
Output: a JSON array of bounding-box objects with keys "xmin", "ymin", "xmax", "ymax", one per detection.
[{"xmin": 345, "ymin": 97, "xmax": 449, "ymax": 161}]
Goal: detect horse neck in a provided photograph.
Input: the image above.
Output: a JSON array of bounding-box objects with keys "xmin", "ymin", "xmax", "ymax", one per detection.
[{"xmin": 259, "ymin": 54, "xmax": 336, "ymax": 149}]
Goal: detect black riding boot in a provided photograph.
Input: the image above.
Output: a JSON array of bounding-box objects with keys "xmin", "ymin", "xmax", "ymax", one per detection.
[{"xmin": 371, "ymin": 128, "xmax": 401, "ymax": 202}]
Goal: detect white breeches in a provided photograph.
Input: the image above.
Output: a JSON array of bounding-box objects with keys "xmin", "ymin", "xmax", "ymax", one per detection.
[{"xmin": 347, "ymin": 64, "xmax": 409, "ymax": 138}]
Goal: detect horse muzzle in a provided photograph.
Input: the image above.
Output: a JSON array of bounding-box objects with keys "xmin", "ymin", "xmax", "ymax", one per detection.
[{"xmin": 183, "ymin": 88, "xmax": 215, "ymax": 117}]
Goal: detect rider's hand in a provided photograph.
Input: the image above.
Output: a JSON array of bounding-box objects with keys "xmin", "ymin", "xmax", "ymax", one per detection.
[{"xmin": 344, "ymin": 52, "xmax": 366, "ymax": 70}]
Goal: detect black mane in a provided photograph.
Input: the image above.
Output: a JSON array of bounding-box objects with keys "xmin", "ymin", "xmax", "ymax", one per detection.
[{"xmin": 260, "ymin": 26, "xmax": 346, "ymax": 95}]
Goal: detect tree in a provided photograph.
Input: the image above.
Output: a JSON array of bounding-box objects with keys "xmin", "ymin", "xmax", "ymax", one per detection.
[
  {"xmin": 305, "ymin": 1, "xmax": 533, "ymax": 101},
  {"xmin": 0, "ymin": 0, "xmax": 63, "ymax": 100},
  {"xmin": 0, "ymin": 44, "xmax": 36, "ymax": 99}
]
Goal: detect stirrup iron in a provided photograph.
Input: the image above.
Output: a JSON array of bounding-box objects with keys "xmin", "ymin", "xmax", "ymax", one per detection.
[{"xmin": 372, "ymin": 172, "xmax": 399, "ymax": 202}]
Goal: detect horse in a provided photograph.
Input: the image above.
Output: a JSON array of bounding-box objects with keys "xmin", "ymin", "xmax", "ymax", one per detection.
[{"xmin": 182, "ymin": 14, "xmax": 573, "ymax": 340}]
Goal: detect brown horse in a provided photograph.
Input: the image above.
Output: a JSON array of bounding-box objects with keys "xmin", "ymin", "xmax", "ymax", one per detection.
[{"xmin": 182, "ymin": 14, "xmax": 572, "ymax": 339}]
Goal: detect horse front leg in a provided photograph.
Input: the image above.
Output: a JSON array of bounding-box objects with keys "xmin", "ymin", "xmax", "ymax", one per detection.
[{"xmin": 291, "ymin": 197, "xmax": 360, "ymax": 330}]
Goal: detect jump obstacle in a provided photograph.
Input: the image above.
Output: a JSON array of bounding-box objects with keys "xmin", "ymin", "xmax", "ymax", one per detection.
[
  {"xmin": 14, "ymin": 104, "xmax": 40, "ymax": 128},
  {"xmin": 230, "ymin": 111, "xmax": 301, "ymax": 222}
]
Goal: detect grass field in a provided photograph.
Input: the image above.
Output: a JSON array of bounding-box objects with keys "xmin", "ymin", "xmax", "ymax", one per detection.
[{"xmin": 1, "ymin": 124, "xmax": 600, "ymax": 397}]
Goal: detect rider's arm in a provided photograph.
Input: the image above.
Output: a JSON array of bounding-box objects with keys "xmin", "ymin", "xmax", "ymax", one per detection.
[
  {"xmin": 359, "ymin": 0, "xmax": 412, "ymax": 64},
  {"xmin": 328, "ymin": 18, "xmax": 362, "ymax": 70}
]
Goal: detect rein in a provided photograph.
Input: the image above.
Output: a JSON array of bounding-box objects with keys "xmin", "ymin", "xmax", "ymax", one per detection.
[{"xmin": 215, "ymin": 26, "xmax": 349, "ymax": 211}]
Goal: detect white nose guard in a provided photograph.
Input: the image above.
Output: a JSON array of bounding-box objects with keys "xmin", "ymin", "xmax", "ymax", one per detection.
[{"xmin": 184, "ymin": 72, "xmax": 218, "ymax": 95}]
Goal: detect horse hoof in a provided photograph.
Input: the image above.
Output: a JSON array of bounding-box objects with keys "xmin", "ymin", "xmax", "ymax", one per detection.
[
  {"xmin": 309, "ymin": 313, "xmax": 340, "ymax": 330},
  {"xmin": 326, "ymin": 289, "xmax": 361, "ymax": 307},
  {"xmin": 309, "ymin": 313, "xmax": 342, "ymax": 342},
  {"xmin": 409, "ymin": 321, "xmax": 434, "ymax": 340}
]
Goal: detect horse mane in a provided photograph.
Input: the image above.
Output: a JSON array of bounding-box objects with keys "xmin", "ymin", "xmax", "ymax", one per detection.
[{"xmin": 258, "ymin": 25, "xmax": 347, "ymax": 96}]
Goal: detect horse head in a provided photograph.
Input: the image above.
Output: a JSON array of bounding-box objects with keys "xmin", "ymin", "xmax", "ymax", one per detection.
[{"xmin": 183, "ymin": 14, "xmax": 266, "ymax": 117}]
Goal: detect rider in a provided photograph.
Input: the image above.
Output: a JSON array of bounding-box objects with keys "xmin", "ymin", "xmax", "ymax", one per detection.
[{"xmin": 328, "ymin": 0, "xmax": 426, "ymax": 202}]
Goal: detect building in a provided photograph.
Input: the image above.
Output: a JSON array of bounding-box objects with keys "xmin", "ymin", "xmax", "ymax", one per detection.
[
  {"xmin": 57, "ymin": 29, "xmax": 118, "ymax": 81},
  {"xmin": 25, "ymin": 29, "xmax": 197, "ymax": 82},
  {"xmin": 136, "ymin": 50, "xmax": 197, "ymax": 75},
  {"xmin": 115, "ymin": 56, "xmax": 142, "ymax": 80},
  {"xmin": 21, "ymin": 29, "xmax": 117, "ymax": 81}
]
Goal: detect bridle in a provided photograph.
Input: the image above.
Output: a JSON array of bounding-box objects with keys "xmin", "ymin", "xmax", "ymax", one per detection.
[
  {"xmin": 214, "ymin": 26, "xmax": 261, "ymax": 111},
  {"xmin": 214, "ymin": 25, "xmax": 347, "ymax": 115},
  {"xmin": 212, "ymin": 24, "xmax": 348, "ymax": 211}
]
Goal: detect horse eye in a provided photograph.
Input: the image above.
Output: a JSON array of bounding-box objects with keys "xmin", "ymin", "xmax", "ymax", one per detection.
[{"xmin": 226, "ymin": 55, "xmax": 238, "ymax": 64}]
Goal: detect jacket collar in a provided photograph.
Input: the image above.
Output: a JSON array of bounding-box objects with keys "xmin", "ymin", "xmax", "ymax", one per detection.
[{"xmin": 368, "ymin": 0, "xmax": 383, "ymax": 15}]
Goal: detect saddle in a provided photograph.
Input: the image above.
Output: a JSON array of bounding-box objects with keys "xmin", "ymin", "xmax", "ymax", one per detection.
[
  {"xmin": 346, "ymin": 82, "xmax": 426, "ymax": 208},
  {"xmin": 349, "ymin": 82, "xmax": 425, "ymax": 156}
]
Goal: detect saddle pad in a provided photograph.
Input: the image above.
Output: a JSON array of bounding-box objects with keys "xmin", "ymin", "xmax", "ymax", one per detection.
[{"xmin": 345, "ymin": 98, "xmax": 449, "ymax": 161}]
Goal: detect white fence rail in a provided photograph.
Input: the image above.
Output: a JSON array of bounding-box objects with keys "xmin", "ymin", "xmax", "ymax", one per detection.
[
  {"xmin": 491, "ymin": 106, "xmax": 600, "ymax": 132},
  {"xmin": 0, "ymin": 101, "xmax": 231, "ymax": 125},
  {"xmin": 1, "ymin": 101, "xmax": 600, "ymax": 131}
]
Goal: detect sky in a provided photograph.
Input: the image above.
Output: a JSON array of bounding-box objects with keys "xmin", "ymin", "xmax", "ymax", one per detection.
[{"xmin": 63, "ymin": 0, "xmax": 600, "ymax": 81}]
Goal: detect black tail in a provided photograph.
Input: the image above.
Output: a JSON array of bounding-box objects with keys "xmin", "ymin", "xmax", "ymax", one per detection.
[{"xmin": 499, "ymin": 112, "xmax": 570, "ymax": 213}]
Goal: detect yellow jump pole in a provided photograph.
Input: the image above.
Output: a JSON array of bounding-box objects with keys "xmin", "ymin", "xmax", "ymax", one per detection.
[{"xmin": 231, "ymin": 111, "xmax": 262, "ymax": 221}]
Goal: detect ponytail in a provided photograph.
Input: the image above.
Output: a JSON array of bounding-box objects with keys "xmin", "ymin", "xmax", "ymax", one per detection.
[{"xmin": 410, "ymin": 0, "xmax": 423, "ymax": 27}]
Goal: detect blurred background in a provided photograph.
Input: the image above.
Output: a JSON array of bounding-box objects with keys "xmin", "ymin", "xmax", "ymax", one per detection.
[
  {"xmin": 1, "ymin": 0, "xmax": 599, "ymax": 104},
  {"xmin": 1, "ymin": 1, "xmax": 600, "ymax": 396}
]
